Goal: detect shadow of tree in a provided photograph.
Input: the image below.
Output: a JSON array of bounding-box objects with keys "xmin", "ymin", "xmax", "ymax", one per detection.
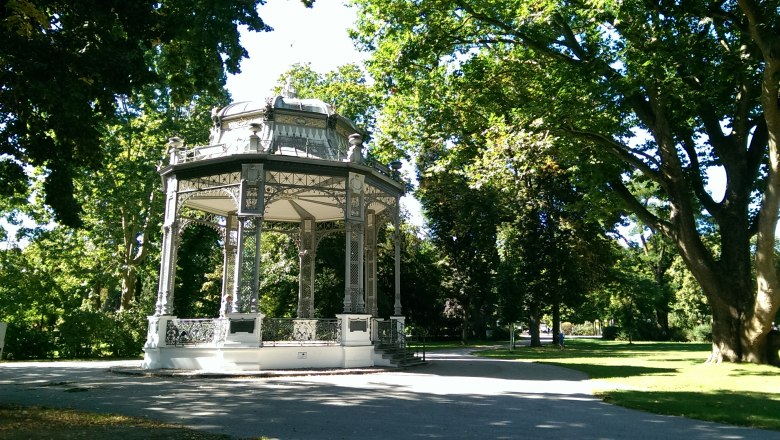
[
  {"xmin": 603, "ymin": 390, "xmax": 780, "ymax": 431},
  {"xmin": 541, "ymin": 362, "xmax": 678, "ymax": 379}
]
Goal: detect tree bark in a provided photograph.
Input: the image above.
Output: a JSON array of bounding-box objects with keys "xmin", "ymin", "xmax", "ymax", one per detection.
[
  {"xmin": 738, "ymin": 0, "xmax": 780, "ymax": 364},
  {"xmin": 120, "ymin": 266, "xmax": 138, "ymax": 312},
  {"xmin": 551, "ymin": 300, "xmax": 561, "ymax": 346},
  {"xmin": 528, "ymin": 307, "xmax": 542, "ymax": 347}
]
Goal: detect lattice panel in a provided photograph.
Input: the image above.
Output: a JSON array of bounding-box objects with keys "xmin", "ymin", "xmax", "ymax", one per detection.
[
  {"xmin": 365, "ymin": 211, "xmax": 378, "ymax": 317},
  {"xmin": 178, "ymin": 172, "xmax": 241, "ymax": 192},
  {"xmin": 346, "ymin": 223, "xmax": 364, "ymax": 313},
  {"xmin": 267, "ymin": 171, "xmax": 346, "ymax": 190},
  {"xmin": 298, "ymin": 252, "xmax": 314, "ymax": 318},
  {"xmin": 235, "ymin": 218, "xmax": 261, "ymax": 313}
]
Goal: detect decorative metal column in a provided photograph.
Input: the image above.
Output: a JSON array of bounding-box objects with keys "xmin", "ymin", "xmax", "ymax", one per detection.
[
  {"xmin": 364, "ymin": 210, "xmax": 378, "ymax": 316},
  {"xmin": 297, "ymin": 217, "xmax": 316, "ymax": 318},
  {"xmin": 393, "ymin": 199, "xmax": 402, "ymax": 316},
  {"xmin": 155, "ymin": 174, "xmax": 179, "ymax": 316},
  {"xmin": 344, "ymin": 171, "xmax": 366, "ymax": 313},
  {"xmin": 220, "ymin": 214, "xmax": 239, "ymax": 316},
  {"xmin": 234, "ymin": 164, "xmax": 265, "ymax": 313}
]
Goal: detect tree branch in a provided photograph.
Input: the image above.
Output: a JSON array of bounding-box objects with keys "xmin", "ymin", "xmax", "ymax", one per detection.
[
  {"xmin": 561, "ymin": 125, "xmax": 664, "ymax": 181},
  {"xmin": 608, "ymin": 178, "xmax": 669, "ymax": 234}
]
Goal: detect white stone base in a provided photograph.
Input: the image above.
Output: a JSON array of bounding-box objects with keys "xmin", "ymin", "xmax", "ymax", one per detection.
[{"xmin": 143, "ymin": 344, "xmax": 378, "ymax": 371}]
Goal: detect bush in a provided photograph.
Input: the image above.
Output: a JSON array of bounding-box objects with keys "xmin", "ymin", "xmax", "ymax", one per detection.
[
  {"xmin": 616, "ymin": 328, "xmax": 634, "ymax": 341},
  {"xmin": 634, "ymin": 320, "xmax": 666, "ymax": 341},
  {"xmin": 3, "ymin": 323, "xmax": 54, "ymax": 360},
  {"xmin": 602, "ymin": 326, "xmax": 620, "ymax": 340},
  {"xmin": 106, "ymin": 309, "xmax": 148, "ymax": 358},
  {"xmin": 686, "ymin": 323, "xmax": 712, "ymax": 342},
  {"xmin": 667, "ymin": 326, "xmax": 689, "ymax": 342},
  {"xmin": 57, "ymin": 309, "xmax": 113, "ymax": 358},
  {"xmin": 569, "ymin": 322, "xmax": 598, "ymax": 336}
]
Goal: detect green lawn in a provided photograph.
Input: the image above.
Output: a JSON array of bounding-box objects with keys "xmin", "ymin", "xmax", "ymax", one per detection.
[{"xmin": 477, "ymin": 339, "xmax": 780, "ymax": 430}]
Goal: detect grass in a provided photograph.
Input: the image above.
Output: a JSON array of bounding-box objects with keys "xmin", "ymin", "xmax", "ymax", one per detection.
[
  {"xmin": 0, "ymin": 405, "xmax": 233, "ymax": 440},
  {"xmin": 477, "ymin": 339, "xmax": 780, "ymax": 430}
]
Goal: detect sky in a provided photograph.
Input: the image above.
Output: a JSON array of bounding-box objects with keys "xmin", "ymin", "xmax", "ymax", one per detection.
[
  {"xmin": 226, "ymin": 0, "xmax": 365, "ymax": 102},
  {"xmin": 0, "ymin": 1, "xmax": 423, "ymax": 249},
  {"xmin": 226, "ymin": 0, "xmax": 425, "ymax": 227}
]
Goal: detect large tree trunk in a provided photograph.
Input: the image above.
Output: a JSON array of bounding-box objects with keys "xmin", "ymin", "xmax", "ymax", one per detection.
[
  {"xmin": 737, "ymin": 0, "xmax": 780, "ymax": 364},
  {"xmin": 708, "ymin": 294, "xmax": 743, "ymax": 362},
  {"xmin": 528, "ymin": 306, "xmax": 542, "ymax": 348},
  {"xmin": 120, "ymin": 265, "xmax": 137, "ymax": 312},
  {"xmin": 551, "ymin": 301, "xmax": 561, "ymax": 346}
]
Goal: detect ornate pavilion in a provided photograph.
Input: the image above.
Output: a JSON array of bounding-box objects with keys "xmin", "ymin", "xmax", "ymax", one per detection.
[{"xmin": 142, "ymin": 87, "xmax": 407, "ymax": 371}]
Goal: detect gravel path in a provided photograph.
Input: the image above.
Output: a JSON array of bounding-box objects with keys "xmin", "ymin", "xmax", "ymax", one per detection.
[{"xmin": 1, "ymin": 349, "xmax": 777, "ymax": 440}]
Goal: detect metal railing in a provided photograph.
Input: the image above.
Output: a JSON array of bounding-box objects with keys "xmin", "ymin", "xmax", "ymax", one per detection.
[
  {"xmin": 165, "ymin": 318, "xmax": 228, "ymax": 346},
  {"xmin": 171, "ymin": 142, "xmax": 402, "ymax": 183},
  {"xmin": 173, "ymin": 144, "xmax": 227, "ymax": 164},
  {"xmin": 261, "ymin": 318, "xmax": 341, "ymax": 346},
  {"xmin": 374, "ymin": 319, "xmax": 405, "ymax": 349}
]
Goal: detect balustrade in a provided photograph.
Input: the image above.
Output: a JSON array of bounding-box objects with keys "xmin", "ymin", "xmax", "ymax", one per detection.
[
  {"xmin": 262, "ymin": 318, "xmax": 341, "ymax": 346},
  {"xmin": 165, "ymin": 318, "xmax": 228, "ymax": 346}
]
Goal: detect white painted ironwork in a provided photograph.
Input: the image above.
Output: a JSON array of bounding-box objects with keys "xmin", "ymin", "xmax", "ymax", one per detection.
[
  {"xmin": 365, "ymin": 210, "xmax": 378, "ymax": 316},
  {"xmin": 149, "ymin": 91, "xmax": 406, "ymax": 371},
  {"xmin": 261, "ymin": 318, "xmax": 341, "ymax": 346},
  {"xmin": 374, "ymin": 318, "xmax": 406, "ymax": 349},
  {"xmin": 165, "ymin": 318, "xmax": 228, "ymax": 346}
]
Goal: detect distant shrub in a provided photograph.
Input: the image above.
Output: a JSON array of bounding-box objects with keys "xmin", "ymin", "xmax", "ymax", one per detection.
[
  {"xmin": 3, "ymin": 323, "xmax": 54, "ymax": 360},
  {"xmin": 106, "ymin": 309, "xmax": 148, "ymax": 358},
  {"xmin": 569, "ymin": 322, "xmax": 598, "ymax": 336},
  {"xmin": 634, "ymin": 320, "xmax": 666, "ymax": 341},
  {"xmin": 616, "ymin": 328, "xmax": 634, "ymax": 341},
  {"xmin": 57, "ymin": 308, "xmax": 112, "ymax": 358},
  {"xmin": 602, "ymin": 326, "xmax": 620, "ymax": 340},
  {"xmin": 667, "ymin": 326, "xmax": 689, "ymax": 342},
  {"xmin": 686, "ymin": 324, "xmax": 712, "ymax": 342}
]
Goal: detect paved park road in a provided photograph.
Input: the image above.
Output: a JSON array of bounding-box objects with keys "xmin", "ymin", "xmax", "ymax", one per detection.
[{"xmin": 1, "ymin": 349, "xmax": 778, "ymax": 440}]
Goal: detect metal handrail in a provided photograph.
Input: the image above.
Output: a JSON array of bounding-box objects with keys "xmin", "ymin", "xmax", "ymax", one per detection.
[{"xmin": 375, "ymin": 319, "xmax": 406, "ymax": 349}]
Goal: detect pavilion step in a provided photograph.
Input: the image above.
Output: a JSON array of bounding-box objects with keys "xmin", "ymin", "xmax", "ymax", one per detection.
[{"xmin": 373, "ymin": 345, "xmax": 426, "ymax": 368}]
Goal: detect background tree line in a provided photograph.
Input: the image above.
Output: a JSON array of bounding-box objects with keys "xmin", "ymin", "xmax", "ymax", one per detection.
[{"xmin": 1, "ymin": 0, "xmax": 777, "ymax": 365}]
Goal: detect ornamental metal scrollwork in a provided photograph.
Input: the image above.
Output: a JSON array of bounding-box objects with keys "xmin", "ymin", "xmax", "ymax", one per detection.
[
  {"xmin": 178, "ymin": 172, "xmax": 241, "ymax": 193},
  {"xmin": 165, "ymin": 319, "xmax": 227, "ymax": 346},
  {"xmin": 177, "ymin": 187, "xmax": 240, "ymax": 213}
]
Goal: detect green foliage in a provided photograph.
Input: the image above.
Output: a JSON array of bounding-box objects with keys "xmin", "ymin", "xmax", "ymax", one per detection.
[
  {"xmin": 2, "ymin": 323, "xmax": 54, "ymax": 360},
  {"xmin": 350, "ymin": 0, "xmax": 780, "ymax": 362},
  {"xmin": 686, "ymin": 324, "xmax": 713, "ymax": 343},
  {"xmin": 602, "ymin": 326, "xmax": 619, "ymax": 341},
  {"xmin": 568, "ymin": 322, "xmax": 599, "ymax": 336},
  {"xmin": 56, "ymin": 308, "xmax": 113, "ymax": 358},
  {"xmin": 275, "ymin": 63, "xmax": 380, "ymax": 139},
  {"xmin": 259, "ymin": 232, "xmax": 300, "ymax": 318},
  {"xmin": 0, "ymin": 0, "xmax": 270, "ymax": 226},
  {"xmin": 417, "ymin": 161, "xmax": 501, "ymax": 340},
  {"xmin": 174, "ymin": 225, "xmax": 223, "ymax": 318}
]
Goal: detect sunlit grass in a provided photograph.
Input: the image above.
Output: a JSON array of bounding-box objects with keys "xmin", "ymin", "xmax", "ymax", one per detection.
[{"xmin": 477, "ymin": 339, "xmax": 780, "ymax": 430}]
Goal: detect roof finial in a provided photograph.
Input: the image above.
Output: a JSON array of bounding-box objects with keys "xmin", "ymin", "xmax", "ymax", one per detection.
[{"xmin": 282, "ymin": 78, "xmax": 298, "ymax": 99}]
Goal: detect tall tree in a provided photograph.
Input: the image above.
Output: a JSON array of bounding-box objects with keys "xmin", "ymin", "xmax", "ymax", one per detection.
[
  {"xmin": 78, "ymin": 87, "xmax": 228, "ymax": 311},
  {"xmin": 417, "ymin": 146, "xmax": 501, "ymax": 340},
  {"xmin": 274, "ymin": 63, "xmax": 380, "ymax": 136},
  {"xmin": 477, "ymin": 127, "xmax": 616, "ymax": 345},
  {"xmin": 352, "ymin": 0, "xmax": 780, "ymax": 364},
  {"xmin": 1, "ymin": 0, "xmax": 271, "ymax": 226}
]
